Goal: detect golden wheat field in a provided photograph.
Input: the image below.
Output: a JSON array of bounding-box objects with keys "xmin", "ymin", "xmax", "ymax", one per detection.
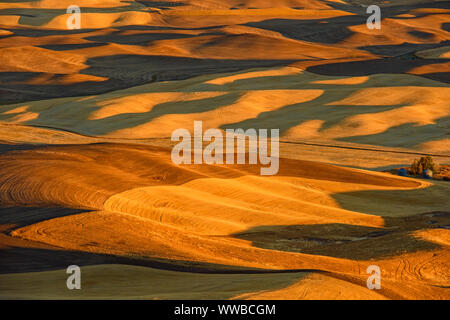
[{"xmin": 0, "ymin": 0, "xmax": 449, "ymax": 300}]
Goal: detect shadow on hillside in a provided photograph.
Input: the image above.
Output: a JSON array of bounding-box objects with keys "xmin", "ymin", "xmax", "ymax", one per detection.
[
  {"xmin": 1, "ymin": 60, "xmax": 448, "ymax": 150},
  {"xmin": 233, "ymin": 210, "xmax": 449, "ymax": 260},
  {"xmin": 0, "ymin": 54, "xmax": 296, "ymax": 104},
  {"xmin": 306, "ymin": 57, "xmax": 450, "ymax": 83},
  {"xmin": 0, "ymin": 206, "xmax": 86, "ymax": 231},
  {"xmin": 338, "ymin": 116, "xmax": 450, "ymax": 149},
  {"xmin": 332, "ymin": 183, "xmax": 450, "ymax": 217}
]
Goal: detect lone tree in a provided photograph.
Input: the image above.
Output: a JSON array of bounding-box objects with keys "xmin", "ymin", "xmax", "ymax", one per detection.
[{"xmin": 410, "ymin": 156, "xmax": 440, "ymax": 175}]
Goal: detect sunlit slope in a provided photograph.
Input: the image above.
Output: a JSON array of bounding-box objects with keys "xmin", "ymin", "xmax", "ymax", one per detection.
[
  {"xmin": 1, "ymin": 142, "xmax": 448, "ymax": 299},
  {"xmin": 1, "ymin": 0, "xmax": 449, "ymax": 301},
  {"xmin": 1, "ymin": 0, "xmax": 448, "ymax": 106},
  {"xmin": 0, "ymin": 142, "xmax": 424, "ymax": 210},
  {"xmin": 1, "ymin": 68, "xmax": 448, "ymax": 152}
]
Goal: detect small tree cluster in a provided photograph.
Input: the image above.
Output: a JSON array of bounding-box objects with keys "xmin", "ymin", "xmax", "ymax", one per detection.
[{"xmin": 410, "ymin": 156, "xmax": 440, "ymax": 175}]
